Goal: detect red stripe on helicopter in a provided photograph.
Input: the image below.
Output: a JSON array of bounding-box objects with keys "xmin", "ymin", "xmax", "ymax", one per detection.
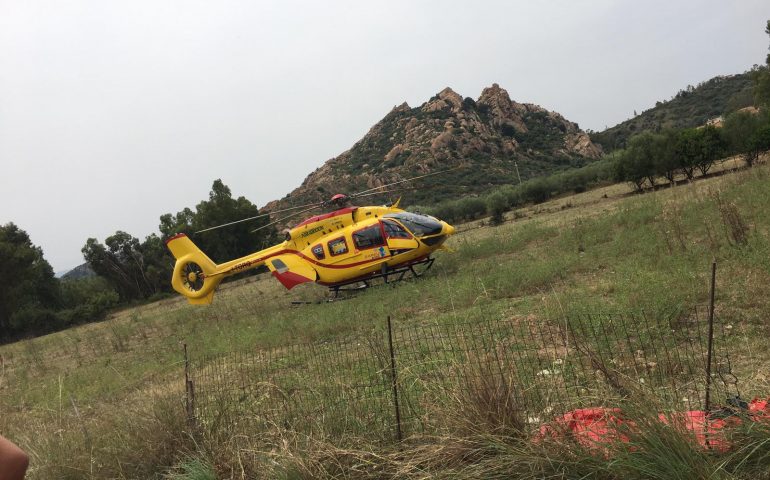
[
  {"xmin": 272, "ymin": 270, "xmax": 315, "ymax": 290},
  {"xmin": 293, "ymin": 207, "xmax": 358, "ymax": 228},
  {"xmin": 226, "ymin": 248, "xmax": 394, "ymax": 274},
  {"xmin": 164, "ymin": 233, "xmax": 187, "ymax": 245}
]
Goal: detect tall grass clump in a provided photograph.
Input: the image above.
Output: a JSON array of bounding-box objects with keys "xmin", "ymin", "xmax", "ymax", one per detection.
[
  {"xmin": 14, "ymin": 393, "xmax": 197, "ymax": 479},
  {"xmin": 209, "ymin": 369, "xmax": 770, "ymax": 480},
  {"xmin": 164, "ymin": 456, "xmax": 217, "ymax": 480}
]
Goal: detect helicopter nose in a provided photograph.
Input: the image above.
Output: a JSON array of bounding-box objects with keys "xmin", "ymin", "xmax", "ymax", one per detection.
[{"xmin": 443, "ymin": 222, "xmax": 456, "ymax": 236}]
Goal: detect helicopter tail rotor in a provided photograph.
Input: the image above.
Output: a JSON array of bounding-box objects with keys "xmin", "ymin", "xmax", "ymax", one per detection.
[{"xmin": 166, "ymin": 233, "xmax": 223, "ymax": 305}]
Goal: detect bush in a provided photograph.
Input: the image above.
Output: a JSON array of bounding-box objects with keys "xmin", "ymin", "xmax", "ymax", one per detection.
[
  {"xmin": 8, "ymin": 306, "xmax": 61, "ymax": 336},
  {"xmin": 487, "ymin": 192, "xmax": 508, "ymax": 225},
  {"xmin": 455, "ymin": 197, "xmax": 487, "ymax": 221},
  {"xmin": 520, "ymin": 177, "xmax": 554, "ymax": 204}
]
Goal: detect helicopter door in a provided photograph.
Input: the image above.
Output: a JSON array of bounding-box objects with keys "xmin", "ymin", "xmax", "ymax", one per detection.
[{"xmin": 382, "ymin": 219, "xmax": 418, "ymax": 252}]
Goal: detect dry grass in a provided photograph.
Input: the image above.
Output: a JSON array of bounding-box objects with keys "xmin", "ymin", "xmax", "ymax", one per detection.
[{"xmin": 0, "ymin": 157, "xmax": 768, "ymax": 478}]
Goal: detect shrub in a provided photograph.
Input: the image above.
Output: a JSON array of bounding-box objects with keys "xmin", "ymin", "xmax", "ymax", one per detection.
[
  {"xmin": 455, "ymin": 197, "xmax": 487, "ymax": 221},
  {"xmin": 519, "ymin": 177, "xmax": 554, "ymax": 204},
  {"xmin": 487, "ymin": 192, "xmax": 508, "ymax": 225}
]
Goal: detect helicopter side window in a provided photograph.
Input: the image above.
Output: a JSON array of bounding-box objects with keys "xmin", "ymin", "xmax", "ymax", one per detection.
[
  {"xmin": 328, "ymin": 237, "xmax": 348, "ymax": 256},
  {"xmin": 311, "ymin": 244, "xmax": 325, "ymax": 260},
  {"xmin": 352, "ymin": 224, "xmax": 385, "ymax": 249},
  {"xmin": 382, "ymin": 219, "xmax": 412, "ymax": 239}
]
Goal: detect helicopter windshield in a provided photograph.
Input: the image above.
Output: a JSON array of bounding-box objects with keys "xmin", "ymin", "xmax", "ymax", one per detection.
[{"xmin": 383, "ymin": 212, "xmax": 443, "ymax": 237}]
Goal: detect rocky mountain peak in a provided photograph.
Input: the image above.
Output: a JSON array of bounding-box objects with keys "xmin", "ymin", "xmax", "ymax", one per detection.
[
  {"xmin": 390, "ymin": 102, "xmax": 411, "ymax": 114},
  {"xmin": 422, "ymin": 87, "xmax": 464, "ymax": 113},
  {"xmin": 265, "ymin": 84, "xmax": 602, "ymax": 215},
  {"xmin": 477, "ymin": 83, "xmax": 528, "ymax": 132},
  {"xmin": 478, "ymin": 83, "xmax": 512, "ymax": 107},
  {"xmin": 437, "ymin": 87, "xmax": 463, "ymax": 109}
]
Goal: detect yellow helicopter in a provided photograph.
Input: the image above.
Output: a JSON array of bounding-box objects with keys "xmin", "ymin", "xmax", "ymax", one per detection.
[{"xmin": 165, "ymin": 172, "xmax": 457, "ymax": 305}]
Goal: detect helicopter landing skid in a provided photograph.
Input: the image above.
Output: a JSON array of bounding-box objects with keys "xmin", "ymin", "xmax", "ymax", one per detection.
[{"xmin": 329, "ymin": 257, "xmax": 434, "ymax": 297}]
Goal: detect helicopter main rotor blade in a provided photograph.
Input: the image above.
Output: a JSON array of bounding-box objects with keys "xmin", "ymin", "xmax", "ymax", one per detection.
[
  {"xmin": 198, "ymin": 166, "xmax": 462, "ymax": 235},
  {"xmin": 348, "ymin": 166, "xmax": 462, "ymax": 199},
  {"xmin": 195, "ymin": 199, "xmax": 327, "ymax": 234},
  {"xmin": 250, "ymin": 187, "xmax": 419, "ymax": 235},
  {"xmin": 351, "ymin": 187, "xmax": 417, "ymax": 200},
  {"xmin": 195, "ymin": 214, "xmax": 270, "ymax": 234},
  {"xmin": 250, "ymin": 204, "xmax": 322, "ymax": 234}
]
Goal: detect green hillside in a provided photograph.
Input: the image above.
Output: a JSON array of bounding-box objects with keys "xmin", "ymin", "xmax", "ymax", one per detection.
[
  {"xmin": 591, "ymin": 72, "xmax": 755, "ymax": 151},
  {"xmin": 1, "ymin": 158, "xmax": 769, "ymax": 479}
]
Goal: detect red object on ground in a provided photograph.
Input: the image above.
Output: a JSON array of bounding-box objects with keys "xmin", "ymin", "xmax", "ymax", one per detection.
[
  {"xmin": 657, "ymin": 411, "xmax": 737, "ymax": 452},
  {"xmin": 749, "ymin": 397, "xmax": 770, "ymax": 418},
  {"xmin": 536, "ymin": 397, "xmax": 770, "ymax": 453},
  {"xmin": 538, "ymin": 408, "xmax": 631, "ymax": 451}
]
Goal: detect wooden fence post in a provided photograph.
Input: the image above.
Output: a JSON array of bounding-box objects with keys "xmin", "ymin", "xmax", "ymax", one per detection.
[
  {"xmin": 703, "ymin": 261, "xmax": 717, "ymax": 449},
  {"xmin": 387, "ymin": 316, "xmax": 403, "ymax": 442},
  {"xmin": 184, "ymin": 343, "xmax": 196, "ymax": 428},
  {"xmin": 704, "ymin": 261, "xmax": 716, "ymax": 414}
]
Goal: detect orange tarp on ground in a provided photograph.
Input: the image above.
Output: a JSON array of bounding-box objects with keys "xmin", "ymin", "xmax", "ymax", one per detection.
[{"xmin": 537, "ymin": 397, "xmax": 770, "ymax": 453}]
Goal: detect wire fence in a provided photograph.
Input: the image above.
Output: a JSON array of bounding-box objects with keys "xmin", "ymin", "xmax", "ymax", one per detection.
[{"xmin": 188, "ymin": 306, "xmax": 738, "ymax": 441}]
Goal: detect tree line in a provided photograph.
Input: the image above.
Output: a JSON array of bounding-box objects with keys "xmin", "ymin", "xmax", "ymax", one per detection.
[
  {"xmin": 426, "ymin": 20, "xmax": 770, "ymax": 226},
  {"xmin": 3, "ymin": 21, "xmax": 770, "ymax": 342},
  {"xmin": 424, "ymin": 107, "xmax": 769, "ymax": 227},
  {"xmin": 614, "ymin": 111, "xmax": 770, "ymax": 191},
  {"xmin": 0, "ymin": 180, "xmax": 274, "ymax": 342},
  {"xmin": 422, "ymin": 157, "xmax": 618, "ymax": 225}
]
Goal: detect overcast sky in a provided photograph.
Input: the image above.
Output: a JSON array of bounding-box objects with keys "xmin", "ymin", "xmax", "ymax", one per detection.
[{"xmin": 1, "ymin": 0, "xmax": 769, "ymax": 272}]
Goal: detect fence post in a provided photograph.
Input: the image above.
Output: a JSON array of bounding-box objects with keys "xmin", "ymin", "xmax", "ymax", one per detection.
[
  {"xmin": 704, "ymin": 261, "xmax": 716, "ymax": 414},
  {"xmin": 387, "ymin": 316, "xmax": 403, "ymax": 442},
  {"xmin": 184, "ymin": 343, "xmax": 196, "ymax": 428}
]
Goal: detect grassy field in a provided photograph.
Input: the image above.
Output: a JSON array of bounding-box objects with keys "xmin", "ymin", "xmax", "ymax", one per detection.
[{"xmin": 1, "ymin": 157, "xmax": 769, "ymax": 479}]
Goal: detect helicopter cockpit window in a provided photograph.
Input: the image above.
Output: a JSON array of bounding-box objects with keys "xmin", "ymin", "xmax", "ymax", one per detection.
[
  {"xmin": 328, "ymin": 237, "xmax": 348, "ymax": 256},
  {"xmin": 383, "ymin": 212, "xmax": 443, "ymax": 237},
  {"xmin": 311, "ymin": 244, "xmax": 325, "ymax": 260},
  {"xmin": 352, "ymin": 224, "xmax": 385, "ymax": 249},
  {"xmin": 382, "ymin": 219, "xmax": 411, "ymax": 239}
]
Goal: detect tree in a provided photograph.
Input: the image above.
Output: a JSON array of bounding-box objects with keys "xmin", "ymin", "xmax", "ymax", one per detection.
[
  {"xmin": 0, "ymin": 223, "xmax": 60, "ymax": 337},
  {"xmin": 619, "ymin": 133, "xmax": 658, "ymax": 191},
  {"xmin": 486, "ymin": 191, "xmax": 508, "ymax": 225},
  {"xmin": 723, "ymin": 110, "xmax": 766, "ymax": 166},
  {"xmin": 57, "ymin": 276, "xmax": 119, "ymax": 326},
  {"xmin": 697, "ymin": 125, "xmax": 727, "ymax": 175},
  {"xmin": 748, "ymin": 123, "xmax": 770, "ymax": 164},
  {"xmin": 83, "ymin": 180, "xmax": 276, "ymax": 305},
  {"xmin": 82, "ymin": 231, "xmax": 170, "ymax": 302},
  {"xmin": 753, "ymin": 20, "xmax": 770, "ymax": 107},
  {"xmin": 674, "ymin": 129, "xmax": 702, "ymax": 180},
  {"xmin": 650, "ymin": 130, "xmax": 679, "ymax": 184},
  {"xmin": 160, "ymin": 179, "xmax": 276, "ymax": 263},
  {"xmin": 83, "ymin": 234, "xmax": 140, "ymax": 302},
  {"xmin": 139, "ymin": 234, "xmax": 175, "ymax": 296},
  {"xmin": 158, "ymin": 207, "xmax": 194, "ymax": 239}
]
